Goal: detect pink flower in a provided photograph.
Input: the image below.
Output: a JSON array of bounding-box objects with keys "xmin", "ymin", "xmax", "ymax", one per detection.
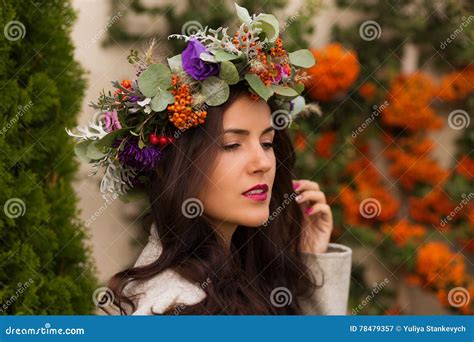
[
  {"xmin": 104, "ymin": 110, "xmax": 122, "ymax": 132},
  {"xmin": 271, "ymin": 63, "xmax": 290, "ymax": 83}
]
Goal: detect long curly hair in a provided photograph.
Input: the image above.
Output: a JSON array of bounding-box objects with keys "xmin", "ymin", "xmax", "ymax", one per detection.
[{"xmin": 106, "ymin": 83, "xmax": 320, "ymax": 315}]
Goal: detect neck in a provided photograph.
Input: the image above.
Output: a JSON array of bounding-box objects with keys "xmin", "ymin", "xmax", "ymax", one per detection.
[{"xmin": 213, "ymin": 221, "xmax": 237, "ymax": 252}]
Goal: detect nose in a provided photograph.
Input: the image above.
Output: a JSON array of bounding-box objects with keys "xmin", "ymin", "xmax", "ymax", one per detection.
[{"xmin": 247, "ymin": 141, "xmax": 273, "ymax": 175}]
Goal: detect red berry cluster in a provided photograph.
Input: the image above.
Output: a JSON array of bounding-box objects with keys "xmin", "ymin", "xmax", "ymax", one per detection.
[{"xmin": 148, "ymin": 133, "xmax": 175, "ymax": 147}]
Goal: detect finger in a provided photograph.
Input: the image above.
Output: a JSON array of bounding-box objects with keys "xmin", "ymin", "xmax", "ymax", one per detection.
[
  {"xmin": 306, "ymin": 203, "xmax": 331, "ymax": 216},
  {"xmin": 293, "ymin": 179, "xmax": 320, "ymax": 193},
  {"xmin": 295, "ymin": 190, "xmax": 326, "ymax": 205}
]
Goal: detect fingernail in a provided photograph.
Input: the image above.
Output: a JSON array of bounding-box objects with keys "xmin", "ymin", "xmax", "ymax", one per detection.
[
  {"xmin": 305, "ymin": 207, "xmax": 313, "ymax": 214},
  {"xmin": 293, "ymin": 183, "xmax": 300, "ymax": 190},
  {"xmin": 295, "ymin": 195, "xmax": 302, "ymax": 202}
]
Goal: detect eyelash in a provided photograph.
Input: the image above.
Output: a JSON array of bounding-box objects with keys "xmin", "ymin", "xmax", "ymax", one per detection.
[{"xmin": 223, "ymin": 142, "xmax": 274, "ymax": 151}]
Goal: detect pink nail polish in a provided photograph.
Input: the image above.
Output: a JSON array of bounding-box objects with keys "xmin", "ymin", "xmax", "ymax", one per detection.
[
  {"xmin": 293, "ymin": 183, "xmax": 300, "ymax": 190},
  {"xmin": 305, "ymin": 207, "xmax": 313, "ymax": 214}
]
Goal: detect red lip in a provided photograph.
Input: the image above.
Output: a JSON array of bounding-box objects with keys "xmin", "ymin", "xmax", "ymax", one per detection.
[{"xmin": 242, "ymin": 184, "xmax": 269, "ymax": 194}]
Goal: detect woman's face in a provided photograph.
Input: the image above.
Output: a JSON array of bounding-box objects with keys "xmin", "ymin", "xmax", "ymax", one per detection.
[{"xmin": 199, "ymin": 93, "xmax": 276, "ymax": 229}]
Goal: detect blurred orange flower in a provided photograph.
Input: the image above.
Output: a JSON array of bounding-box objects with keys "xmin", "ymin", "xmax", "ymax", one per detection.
[
  {"xmin": 456, "ymin": 155, "xmax": 474, "ymax": 179},
  {"xmin": 416, "ymin": 241, "xmax": 466, "ymax": 288},
  {"xmin": 438, "ymin": 65, "xmax": 474, "ymax": 102},
  {"xmin": 305, "ymin": 43, "xmax": 360, "ymax": 102},
  {"xmin": 382, "ymin": 73, "xmax": 443, "ymax": 131},
  {"xmin": 382, "ymin": 219, "xmax": 427, "ymax": 247},
  {"xmin": 314, "ymin": 131, "xmax": 337, "ymax": 158},
  {"xmin": 409, "ymin": 189, "xmax": 456, "ymax": 231},
  {"xmin": 358, "ymin": 82, "xmax": 377, "ymax": 101}
]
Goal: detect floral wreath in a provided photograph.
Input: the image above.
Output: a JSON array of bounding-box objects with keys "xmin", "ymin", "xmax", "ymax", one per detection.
[{"xmin": 66, "ymin": 3, "xmax": 316, "ymax": 202}]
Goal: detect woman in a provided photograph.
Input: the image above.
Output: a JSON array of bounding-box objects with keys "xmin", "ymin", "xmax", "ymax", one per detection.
[
  {"xmin": 106, "ymin": 83, "xmax": 352, "ymax": 315},
  {"xmin": 67, "ymin": 3, "xmax": 353, "ymax": 316}
]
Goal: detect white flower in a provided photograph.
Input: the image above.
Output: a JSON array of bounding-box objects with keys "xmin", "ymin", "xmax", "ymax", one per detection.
[{"xmin": 137, "ymin": 98, "xmax": 151, "ymax": 107}]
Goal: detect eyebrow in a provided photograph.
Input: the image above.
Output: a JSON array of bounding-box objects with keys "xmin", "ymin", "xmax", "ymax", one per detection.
[{"xmin": 223, "ymin": 126, "xmax": 275, "ymax": 136}]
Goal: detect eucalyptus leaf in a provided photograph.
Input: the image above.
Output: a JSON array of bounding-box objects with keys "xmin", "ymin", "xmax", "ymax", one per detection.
[
  {"xmin": 288, "ymin": 49, "xmax": 315, "ymax": 68},
  {"xmin": 244, "ymin": 74, "xmax": 273, "ymax": 101},
  {"xmin": 138, "ymin": 64, "xmax": 172, "ymax": 97},
  {"xmin": 213, "ymin": 49, "xmax": 241, "ymax": 62},
  {"xmin": 96, "ymin": 128, "xmax": 129, "ymax": 148},
  {"xmin": 74, "ymin": 140, "xmax": 92, "ymax": 163},
  {"xmin": 151, "ymin": 90, "xmax": 175, "ymax": 112},
  {"xmin": 253, "ymin": 14, "xmax": 279, "ymax": 43},
  {"xmin": 294, "ymin": 82, "xmax": 305, "ymax": 94},
  {"xmin": 202, "ymin": 76, "xmax": 230, "ymax": 106},
  {"xmin": 86, "ymin": 140, "xmax": 107, "ymax": 160},
  {"xmin": 167, "ymin": 54, "xmax": 182, "ymax": 72},
  {"xmin": 219, "ymin": 61, "xmax": 240, "ymax": 84},
  {"xmin": 271, "ymin": 85, "xmax": 299, "ymax": 97},
  {"xmin": 234, "ymin": 3, "xmax": 251, "ymax": 24}
]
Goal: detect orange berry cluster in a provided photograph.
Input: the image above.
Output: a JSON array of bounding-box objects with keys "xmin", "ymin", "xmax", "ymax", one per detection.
[
  {"xmin": 269, "ymin": 37, "xmax": 287, "ymax": 58},
  {"xmin": 167, "ymin": 75, "xmax": 207, "ymax": 131}
]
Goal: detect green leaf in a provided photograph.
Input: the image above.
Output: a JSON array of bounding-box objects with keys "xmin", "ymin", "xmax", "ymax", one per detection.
[
  {"xmin": 271, "ymin": 85, "xmax": 299, "ymax": 97},
  {"xmin": 96, "ymin": 128, "xmax": 129, "ymax": 148},
  {"xmin": 74, "ymin": 140, "xmax": 92, "ymax": 163},
  {"xmin": 253, "ymin": 14, "xmax": 280, "ymax": 43},
  {"xmin": 288, "ymin": 49, "xmax": 315, "ymax": 68},
  {"xmin": 244, "ymin": 74, "xmax": 273, "ymax": 101},
  {"xmin": 213, "ymin": 49, "xmax": 241, "ymax": 62},
  {"xmin": 219, "ymin": 61, "xmax": 240, "ymax": 84},
  {"xmin": 138, "ymin": 64, "xmax": 172, "ymax": 97},
  {"xmin": 167, "ymin": 54, "xmax": 182, "ymax": 72},
  {"xmin": 86, "ymin": 140, "xmax": 107, "ymax": 160},
  {"xmin": 235, "ymin": 3, "xmax": 251, "ymax": 24},
  {"xmin": 150, "ymin": 90, "xmax": 175, "ymax": 112},
  {"xmin": 294, "ymin": 82, "xmax": 305, "ymax": 94},
  {"xmin": 202, "ymin": 76, "xmax": 230, "ymax": 106}
]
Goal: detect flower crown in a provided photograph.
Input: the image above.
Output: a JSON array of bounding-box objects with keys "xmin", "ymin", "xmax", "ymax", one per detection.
[{"xmin": 66, "ymin": 3, "xmax": 315, "ymax": 202}]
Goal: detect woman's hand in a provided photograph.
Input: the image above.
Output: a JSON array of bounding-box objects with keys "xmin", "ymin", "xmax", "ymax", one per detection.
[{"xmin": 292, "ymin": 179, "xmax": 334, "ymax": 254}]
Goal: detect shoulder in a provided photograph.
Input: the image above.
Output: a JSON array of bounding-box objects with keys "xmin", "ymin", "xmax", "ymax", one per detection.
[
  {"xmin": 125, "ymin": 228, "xmax": 206, "ymax": 315},
  {"xmin": 128, "ymin": 268, "xmax": 206, "ymax": 315}
]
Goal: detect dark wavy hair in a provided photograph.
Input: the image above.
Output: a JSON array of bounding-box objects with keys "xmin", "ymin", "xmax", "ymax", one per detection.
[{"xmin": 106, "ymin": 83, "xmax": 320, "ymax": 315}]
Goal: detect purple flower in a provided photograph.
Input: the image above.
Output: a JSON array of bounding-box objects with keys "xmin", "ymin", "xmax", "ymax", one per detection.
[
  {"xmin": 115, "ymin": 137, "xmax": 162, "ymax": 171},
  {"xmin": 181, "ymin": 38, "xmax": 219, "ymax": 80},
  {"xmin": 128, "ymin": 95, "xmax": 141, "ymax": 103},
  {"xmin": 104, "ymin": 110, "xmax": 122, "ymax": 132}
]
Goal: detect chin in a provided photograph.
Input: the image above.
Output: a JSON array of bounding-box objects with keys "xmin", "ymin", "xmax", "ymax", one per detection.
[{"xmin": 237, "ymin": 209, "xmax": 270, "ymax": 227}]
